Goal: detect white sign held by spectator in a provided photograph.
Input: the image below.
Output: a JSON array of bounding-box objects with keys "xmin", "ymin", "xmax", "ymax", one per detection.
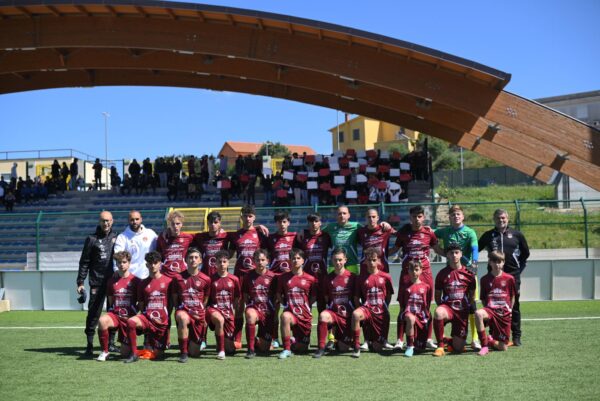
[
  {"xmin": 307, "ymin": 181, "xmax": 318, "ymax": 189},
  {"xmin": 346, "ymin": 190, "xmax": 358, "ymax": 199},
  {"xmin": 390, "ymin": 168, "xmax": 400, "ymax": 177},
  {"xmin": 334, "ymin": 175, "xmax": 345, "ymax": 184},
  {"xmin": 283, "ymin": 171, "xmax": 294, "ymax": 180}
]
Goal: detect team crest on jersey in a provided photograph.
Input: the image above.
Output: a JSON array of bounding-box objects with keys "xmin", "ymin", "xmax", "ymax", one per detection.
[
  {"xmin": 264, "ymin": 279, "xmax": 271, "ymax": 285},
  {"xmin": 378, "ymin": 278, "xmax": 384, "ymax": 284},
  {"xmin": 252, "ymin": 233, "xmax": 257, "ymax": 239},
  {"xmin": 143, "ymin": 236, "xmax": 148, "ymax": 241},
  {"xmin": 344, "ymin": 278, "xmax": 349, "ymax": 284},
  {"xmin": 227, "ymin": 281, "xmax": 232, "ymax": 288},
  {"xmin": 301, "ymin": 280, "xmax": 306, "ymax": 286},
  {"xmin": 507, "ymin": 233, "xmax": 513, "ymax": 238},
  {"xmin": 419, "ymin": 288, "xmax": 425, "ymax": 294},
  {"xmin": 160, "ymin": 283, "xmax": 165, "ymax": 289},
  {"xmin": 501, "ymin": 281, "xmax": 506, "ymax": 287}
]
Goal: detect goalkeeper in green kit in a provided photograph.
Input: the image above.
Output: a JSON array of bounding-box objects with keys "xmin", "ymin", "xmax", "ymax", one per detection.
[{"xmin": 433, "ymin": 205, "xmax": 481, "ymax": 350}]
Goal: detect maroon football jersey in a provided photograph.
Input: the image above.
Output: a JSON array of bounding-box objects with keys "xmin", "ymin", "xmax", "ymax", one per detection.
[
  {"xmin": 295, "ymin": 229, "xmax": 331, "ymax": 278},
  {"xmin": 138, "ymin": 274, "xmax": 174, "ymax": 327},
  {"xmin": 355, "ymin": 271, "xmax": 394, "ymax": 315},
  {"xmin": 156, "ymin": 231, "xmax": 194, "ymax": 278},
  {"xmin": 358, "ymin": 225, "xmax": 392, "ymax": 269},
  {"xmin": 277, "ymin": 271, "xmax": 317, "ymax": 316},
  {"xmin": 480, "ymin": 271, "xmax": 516, "ymax": 317},
  {"xmin": 399, "ymin": 281, "xmax": 431, "ymax": 321},
  {"xmin": 107, "ymin": 272, "xmax": 141, "ymax": 318},
  {"xmin": 192, "ymin": 231, "xmax": 230, "ymax": 277},
  {"xmin": 267, "ymin": 232, "xmax": 297, "ymax": 274},
  {"xmin": 323, "ymin": 269, "xmax": 356, "ymax": 317},
  {"xmin": 229, "ymin": 228, "xmax": 266, "ymax": 276},
  {"xmin": 242, "ymin": 269, "xmax": 277, "ymax": 314},
  {"xmin": 176, "ymin": 270, "xmax": 211, "ymax": 318},
  {"xmin": 435, "ymin": 265, "xmax": 476, "ymax": 313},
  {"xmin": 209, "ymin": 273, "xmax": 241, "ymax": 320},
  {"xmin": 394, "ymin": 225, "xmax": 437, "ymax": 269}
]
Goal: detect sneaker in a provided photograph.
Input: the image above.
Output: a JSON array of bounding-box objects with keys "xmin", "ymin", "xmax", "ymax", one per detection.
[
  {"xmin": 425, "ymin": 339, "xmax": 437, "ymax": 350},
  {"xmin": 139, "ymin": 350, "xmax": 156, "ymax": 360},
  {"xmin": 200, "ymin": 341, "xmax": 207, "ymax": 351},
  {"xmin": 512, "ymin": 337, "xmax": 522, "ymax": 347},
  {"xmin": 271, "ymin": 339, "xmax": 280, "ymax": 349},
  {"xmin": 478, "ymin": 346, "xmax": 490, "ymax": 356},
  {"xmin": 178, "ymin": 353, "xmax": 189, "ymax": 363},
  {"xmin": 404, "ymin": 346, "xmax": 414, "ymax": 357},
  {"xmin": 245, "ymin": 350, "xmax": 256, "ymax": 359},
  {"xmin": 216, "ymin": 351, "xmax": 226, "ymax": 360},
  {"xmin": 325, "ymin": 340, "xmax": 335, "ymax": 352},
  {"xmin": 327, "ymin": 332, "xmax": 336, "ymax": 343},
  {"xmin": 360, "ymin": 342, "xmax": 369, "ymax": 351},
  {"xmin": 124, "ymin": 353, "xmax": 139, "ymax": 363},
  {"xmin": 471, "ymin": 339, "xmax": 482, "ymax": 351},
  {"xmin": 351, "ymin": 348, "xmax": 361, "ymax": 358},
  {"xmin": 313, "ymin": 348, "xmax": 326, "ymax": 359},
  {"xmin": 96, "ymin": 352, "xmax": 109, "ymax": 362},
  {"xmin": 433, "ymin": 347, "xmax": 446, "ymax": 357},
  {"xmin": 278, "ymin": 350, "xmax": 292, "ymax": 359},
  {"xmin": 383, "ymin": 341, "xmax": 395, "ymax": 350},
  {"xmin": 108, "ymin": 343, "xmax": 120, "ymax": 353},
  {"xmin": 84, "ymin": 344, "xmax": 94, "ymax": 357},
  {"xmin": 393, "ymin": 339, "xmax": 405, "ymax": 350}
]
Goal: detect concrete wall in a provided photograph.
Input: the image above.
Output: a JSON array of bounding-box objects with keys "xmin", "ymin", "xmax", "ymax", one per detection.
[{"xmin": 2, "ymin": 258, "xmax": 599, "ymax": 310}]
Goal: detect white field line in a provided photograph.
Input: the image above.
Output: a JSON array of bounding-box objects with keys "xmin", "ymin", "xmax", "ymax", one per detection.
[{"xmin": 1, "ymin": 316, "xmax": 600, "ymax": 330}]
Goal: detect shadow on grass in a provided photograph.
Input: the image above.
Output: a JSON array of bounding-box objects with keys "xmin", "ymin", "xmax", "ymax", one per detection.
[{"xmin": 24, "ymin": 346, "xmax": 95, "ymax": 359}]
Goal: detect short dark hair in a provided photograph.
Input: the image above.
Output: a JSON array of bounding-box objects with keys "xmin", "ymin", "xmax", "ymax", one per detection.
[
  {"xmin": 289, "ymin": 248, "xmax": 305, "ymax": 260},
  {"xmin": 364, "ymin": 247, "xmax": 381, "ymax": 259},
  {"xmin": 207, "ymin": 211, "xmax": 222, "ymax": 223},
  {"xmin": 186, "ymin": 247, "xmax": 202, "ymax": 258},
  {"xmin": 331, "ymin": 247, "xmax": 347, "ymax": 257},
  {"xmin": 407, "ymin": 260, "xmax": 422, "ymax": 271},
  {"xmin": 253, "ymin": 249, "xmax": 270, "ymax": 261},
  {"xmin": 215, "ymin": 250, "xmax": 230, "ymax": 261},
  {"xmin": 409, "ymin": 205, "xmax": 425, "ymax": 215},
  {"xmin": 145, "ymin": 251, "xmax": 162, "ymax": 264},
  {"xmin": 445, "ymin": 242, "xmax": 462, "ymax": 254},
  {"xmin": 114, "ymin": 251, "xmax": 131, "ymax": 262},
  {"xmin": 241, "ymin": 205, "xmax": 256, "ymax": 216},
  {"xmin": 306, "ymin": 212, "xmax": 321, "ymax": 222},
  {"xmin": 274, "ymin": 211, "xmax": 289, "ymax": 222}
]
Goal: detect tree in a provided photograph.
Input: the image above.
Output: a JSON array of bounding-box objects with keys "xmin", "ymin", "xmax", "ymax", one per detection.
[{"xmin": 257, "ymin": 142, "xmax": 290, "ymax": 158}]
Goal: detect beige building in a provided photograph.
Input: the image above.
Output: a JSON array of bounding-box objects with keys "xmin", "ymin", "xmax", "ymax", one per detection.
[{"xmin": 328, "ymin": 115, "xmax": 420, "ymax": 153}]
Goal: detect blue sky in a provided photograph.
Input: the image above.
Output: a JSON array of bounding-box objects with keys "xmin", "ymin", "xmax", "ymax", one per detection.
[{"xmin": 1, "ymin": 0, "xmax": 599, "ymax": 162}]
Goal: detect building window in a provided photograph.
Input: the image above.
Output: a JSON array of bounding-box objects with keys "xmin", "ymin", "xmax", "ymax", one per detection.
[
  {"xmin": 353, "ymin": 128, "xmax": 360, "ymax": 141},
  {"xmin": 338, "ymin": 131, "xmax": 344, "ymax": 143}
]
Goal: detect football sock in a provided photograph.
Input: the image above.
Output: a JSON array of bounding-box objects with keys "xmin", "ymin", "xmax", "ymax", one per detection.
[
  {"xmin": 353, "ymin": 329, "xmax": 361, "ymax": 349},
  {"xmin": 434, "ymin": 319, "xmax": 445, "ymax": 347},
  {"xmin": 478, "ymin": 330, "xmax": 488, "ymax": 347},
  {"xmin": 179, "ymin": 337, "xmax": 189, "ymax": 354},
  {"xmin": 234, "ymin": 317, "xmax": 244, "ymax": 343},
  {"xmin": 246, "ymin": 323, "xmax": 256, "ymax": 352},
  {"xmin": 407, "ymin": 335, "xmax": 415, "ymax": 347},
  {"xmin": 317, "ymin": 322, "xmax": 329, "ymax": 349},
  {"xmin": 201, "ymin": 325, "xmax": 208, "ymax": 343},
  {"xmin": 99, "ymin": 329, "xmax": 109, "ymax": 353},
  {"xmin": 470, "ymin": 314, "xmax": 478, "ymax": 342},
  {"xmin": 126, "ymin": 319, "xmax": 138, "ymax": 353},
  {"xmin": 283, "ymin": 336, "xmax": 291, "ymax": 351},
  {"xmin": 397, "ymin": 315, "xmax": 405, "ymax": 341},
  {"xmin": 427, "ymin": 314, "xmax": 434, "ymax": 339},
  {"xmin": 108, "ymin": 330, "xmax": 116, "ymax": 346},
  {"xmin": 216, "ymin": 333, "xmax": 225, "ymax": 353}
]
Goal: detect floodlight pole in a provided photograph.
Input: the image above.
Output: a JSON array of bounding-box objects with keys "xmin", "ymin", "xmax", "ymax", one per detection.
[{"xmin": 102, "ymin": 112, "xmax": 110, "ymax": 190}]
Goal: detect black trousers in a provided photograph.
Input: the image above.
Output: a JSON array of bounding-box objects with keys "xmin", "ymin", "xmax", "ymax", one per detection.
[
  {"xmin": 511, "ymin": 275, "xmax": 522, "ymax": 339},
  {"xmin": 85, "ymin": 285, "xmax": 107, "ymax": 338}
]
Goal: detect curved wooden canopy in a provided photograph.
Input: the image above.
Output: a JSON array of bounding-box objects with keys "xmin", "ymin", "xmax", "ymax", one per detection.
[{"xmin": 1, "ymin": 0, "xmax": 599, "ymax": 189}]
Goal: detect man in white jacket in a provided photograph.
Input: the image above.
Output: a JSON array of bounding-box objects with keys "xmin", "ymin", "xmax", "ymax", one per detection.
[{"xmin": 114, "ymin": 210, "xmax": 158, "ymax": 279}]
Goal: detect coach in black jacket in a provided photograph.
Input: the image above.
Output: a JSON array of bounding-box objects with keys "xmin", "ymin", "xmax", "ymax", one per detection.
[
  {"xmin": 76, "ymin": 211, "xmax": 117, "ymax": 357},
  {"xmin": 478, "ymin": 208, "xmax": 530, "ymax": 346}
]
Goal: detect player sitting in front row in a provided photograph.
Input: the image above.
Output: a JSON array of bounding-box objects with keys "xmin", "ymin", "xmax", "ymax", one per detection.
[
  {"xmin": 432, "ymin": 243, "xmax": 476, "ymax": 357},
  {"xmin": 277, "ymin": 248, "xmax": 317, "ymax": 359},
  {"xmin": 396, "ymin": 260, "xmax": 432, "ymax": 357},
  {"xmin": 351, "ymin": 247, "xmax": 394, "ymax": 358},
  {"xmin": 124, "ymin": 251, "xmax": 176, "ymax": 363},
  {"xmin": 175, "ymin": 247, "xmax": 211, "ymax": 363},
  {"xmin": 475, "ymin": 251, "xmax": 516, "ymax": 356},
  {"xmin": 313, "ymin": 247, "xmax": 356, "ymax": 358},
  {"xmin": 242, "ymin": 249, "xmax": 277, "ymax": 358},
  {"xmin": 207, "ymin": 250, "xmax": 241, "ymax": 360},
  {"xmin": 97, "ymin": 251, "xmax": 141, "ymax": 361}
]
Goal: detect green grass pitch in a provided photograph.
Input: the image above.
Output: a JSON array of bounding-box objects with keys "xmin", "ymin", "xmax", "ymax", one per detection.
[{"xmin": 1, "ymin": 301, "xmax": 600, "ymax": 401}]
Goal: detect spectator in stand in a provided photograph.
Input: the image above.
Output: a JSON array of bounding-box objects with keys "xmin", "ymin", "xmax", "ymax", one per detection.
[
  {"xmin": 110, "ymin": 166, "xmax": 121, "ymax": 193},
  {"xmin": 61, "ymin": 162, "xmax": 69, "ymax": 191},
  {"xmin": 208, "ymin": 155, "xmax": 216, "ymax": 184},
  {"xmin": 155, "ymin": 157, "xmax": 167, "ymax": 188},
  {"xmin": 261, "ymin": 174, "xmax": 273, "ymax": 207},
  {"xmin": 174, "ymin": 158, "xmax": 183, "ymax": 179},
  {"xmin": 128, "ymin": 159, "xmax": 141, "ymax": 194},
  {"xmin": 0, "ymin": 181, "xmax": 4, "ymax": 207},
  {"xmin": 93, "ymin": 158, "xmax": 103, "ymax": 190},
  {"xmin": 69, "ymin": 158, "xmax": 79, "ymax": 191},
  {"xmin": 11, "ymin": 162, "xmax": 18, "ymax": 180},
  {"xmin": 142, "ymin": 158, "xmax": 153, "ymax": 184},
  {"xmin": 235, "ymin": 155, "xmax": 244, "ymax": 176},
  {"xmin": 167, "ymin": 174, "xmax": 179, "ymax": 201},
  {"xmin": 187, "ymin": 155, "xmax": 196, "ymax": 178},
  {"xmin": 219, "ymin": 154, "xmax": 228, "ymax": 176},
  {"xmin": 121, "ymin": 174, "xmax": 132, "ymax": 196},
  {"xmin": 4, "ymin": 190, "xmax": 15, "ymax": 212}
]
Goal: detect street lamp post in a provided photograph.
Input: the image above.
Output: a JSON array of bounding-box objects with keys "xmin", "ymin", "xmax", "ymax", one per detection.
[{"xmin": 102, "ymin": 112, "xmax": 110, "ymax": 190}]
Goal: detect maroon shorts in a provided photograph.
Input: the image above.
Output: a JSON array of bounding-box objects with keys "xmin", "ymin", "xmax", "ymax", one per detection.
[
  {"xmin": 176, "ymin": 309, "xmax": 207, "ymax": 343},
  {"xmin": 106, "ymin": 312, "xmax": 132, "ymax": 344},
  {"xmin": 400, "ymin": 310, "xmax": 430, "ymax": 349},
  {"xmin": 286, "ymin": 308, "xmax": 312, "ymax": 345},
  {"xmin": 398, "ymin": 269, "xmax": 433, "ymax": 301},
  {"xmin": 358, "ymin": 306, "xmax": 390, "ymax": 344},
  {"xmin": 207, "ymin": 307, "xmax": 235, "ymax": 339},
  {"xmin": 437, "ymin": 304, "xmax": 468, "ymax": 339},
  {"xmin": 246, "ymin": 305, "xmax": 275, "ymax": 341},
  {"xmin": 324, "ymin": 309, "xmax": 353, "ymax": 344},
  {"xmin": 137, "ymin": 314, "xmax": 169, "ymax": 350},
  {"xmin": 482, "ymin": 307, "xmax": 511, "ymax": 343}
]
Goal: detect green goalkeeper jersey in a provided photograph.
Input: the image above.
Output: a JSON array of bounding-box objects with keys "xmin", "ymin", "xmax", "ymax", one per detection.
[{"xmin": 434, "ymin": 224, "xmax": 478, "ymax": 266}]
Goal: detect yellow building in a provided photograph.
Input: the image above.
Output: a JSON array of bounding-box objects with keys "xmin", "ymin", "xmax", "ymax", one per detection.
[{"xmin": 328, "ymin": 115, "xmax": 420, "ymax": 153}]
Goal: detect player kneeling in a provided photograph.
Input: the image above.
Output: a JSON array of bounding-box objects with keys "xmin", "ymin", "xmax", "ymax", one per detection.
[
  {"xmin": 124, "ymin": 251, "xmax": 176, "ymax": 363},
  {"xmin": 277, "ymin": 249, "xmax": 317, "ymax": 359},
  {"xmin": 432, "ymin": 243, "xmax": 476, "ymax": 357},
  {"xmin": 242, "ymin": 249, "xmax": 277, "ymax": 358},
  {"xmin": 313, "ymin": 248, "xmax": 356, "ymax": 358},
  {"xmin": 396, "ymin": 260, "xmax": 431, "ymax": 357},
  {"xmin": 351, "ymin": 248, "xmax": 394, "ymax": 358},
  {"xmin": 175, "ymin": 247, "xmax": 211, "ymax": 363},
  {"xmin": 475, "ymin": 251, "xmax": 516, "ymax": 356},
  {"xmin": 207, "ymin": 250, "xmax": 241, "ymax": 360},
  {"xmin": 97, "ymin": 251, "xmax": 141, "ymax": 361}
]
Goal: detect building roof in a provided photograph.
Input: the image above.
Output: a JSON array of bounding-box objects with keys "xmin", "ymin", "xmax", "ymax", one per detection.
[{"xmin": 220, "ymin": 141, "xmax": 316, "ymax": 156}]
